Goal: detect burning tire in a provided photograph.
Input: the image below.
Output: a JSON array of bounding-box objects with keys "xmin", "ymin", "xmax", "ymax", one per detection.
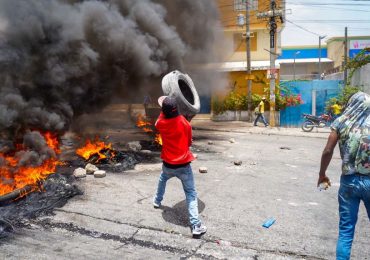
[
  {"xmin": 0, "ymin": 185, "xmax": 33, "ymax": 206},
  {"xmin": 161, "ymin": 70, "xmax": 200, "ymax": 118}
]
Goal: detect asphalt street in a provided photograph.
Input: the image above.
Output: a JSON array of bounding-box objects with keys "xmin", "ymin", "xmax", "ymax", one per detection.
[{"xmin": 0, "ymin": 110, "xmax": 369, "ymax": 259}]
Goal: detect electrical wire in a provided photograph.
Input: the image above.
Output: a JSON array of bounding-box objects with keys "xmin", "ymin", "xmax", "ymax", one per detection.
[
  {"xmin": 290, "ymin": 20, "xmax": 370, "ymax": 23},
  {"xmin": 287, "ymin": 3, "xmax": 370, "ymax": 12},
  {"xmin": 285, "ymin": 19, "xmax": 321, "ymax": 36},
  {"xmin": 286, "ymin": 1, "xmax": 370, "ymax": 6}
]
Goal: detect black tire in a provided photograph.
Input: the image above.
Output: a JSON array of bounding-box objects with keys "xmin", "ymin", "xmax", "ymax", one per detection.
[
  {"xmin": 0, "ymin": 185, "xmax": 32, "ymax": 206},
  {"xmin": 161, "ymin": 70, "xmax": 200, "ymax": 117},
  {"xmin": 301, "ymin": 120, "xmax": 314, "ymax": 132}
]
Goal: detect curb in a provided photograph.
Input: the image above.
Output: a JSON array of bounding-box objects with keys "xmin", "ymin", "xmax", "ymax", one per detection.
[{"xmin": 192, "ymin": 126, "xmax": 330, "ymax": 139}]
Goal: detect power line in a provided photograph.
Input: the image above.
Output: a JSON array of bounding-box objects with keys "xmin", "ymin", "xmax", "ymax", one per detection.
[
  {"xmin": 287, "ymin": 3, "xmax": 370, "ymax": 12},
  {"xmin": 285, "ymin": 19, "xmax": 321, "ymax": 36},
  {"xmin": 290, "ymin": 20, "xmax": 370, "ymax": 23},
  {"xmin": 286, "ymin": 1, "xmax": 370, "ymax": 5}
]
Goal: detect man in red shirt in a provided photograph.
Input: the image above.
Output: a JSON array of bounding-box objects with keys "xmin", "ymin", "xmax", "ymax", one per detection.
[{"xmin": 153, "ymin": 96, "xmax": 206, "ymax": 237}]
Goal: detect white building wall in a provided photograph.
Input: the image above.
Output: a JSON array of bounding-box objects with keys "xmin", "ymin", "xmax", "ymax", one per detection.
[{"xmin": 351, "ymin": 64, "xmax": 370, "ymax": 93}]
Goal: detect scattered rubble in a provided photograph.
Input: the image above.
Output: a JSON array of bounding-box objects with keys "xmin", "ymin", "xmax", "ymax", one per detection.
[
  {"xmin": 234, "ymin": 160, "xmax": 242, "ymax": 166},
  {"xmin": 199, "ymin": 167, "xmax": 208, "ymax": 173},
  {"xmin": 85, "ymin": 163, "xmax": 99, "ymax": 175},
  {"xmin": 73, "ymin": 168, "xmax": 87, "ymax": 178},
  {"xmin": 208, "ymin": 141, "xmax": 214, "ymax": 145},
  {"xmin": 126, "ymin": 141, "xmax": 142, "ymax": 152},
  {"xmin": 216, "ymin": 240, "xmax": 232, "ymax": 246},
  {"xmin": 133, "ymin": 163, "xmax": 162, "ymax": 172},
  {"xmin": 94, "ymin": 170, "xmax": 106, "ymax": 178}
]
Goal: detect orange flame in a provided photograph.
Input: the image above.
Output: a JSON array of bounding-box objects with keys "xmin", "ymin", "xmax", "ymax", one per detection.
[
  {"xmin": 136, "ymin": 114, "xmax": 162, "ymax": 145},
  {"xmin": 155, "ymin": 134, "xmax": 163, "ymax": 146},
  {"xmin": 136, "ymin": 114, "xmax": 153, "ymax": 133},
  {"xmin": 76, "ymin": 138, "xmax": 114, "ymax": 161},
  {"xmin": 0, "ymin": 131, "xmax": 61, "ymax": 197}
]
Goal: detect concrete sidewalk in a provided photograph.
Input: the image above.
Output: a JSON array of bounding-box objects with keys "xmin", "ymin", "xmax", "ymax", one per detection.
[{"xmin": 191, "ymin": 117, "xmax": 331, "ymax": 139}]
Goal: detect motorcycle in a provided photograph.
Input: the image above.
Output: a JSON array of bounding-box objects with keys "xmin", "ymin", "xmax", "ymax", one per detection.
[{"xmin": 301, "ymin": 113, "xmax": 333, "ymax": 132}]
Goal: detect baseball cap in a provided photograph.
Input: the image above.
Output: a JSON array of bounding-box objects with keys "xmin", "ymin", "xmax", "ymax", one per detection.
[{"xmin": 158, "ymin": 96, "xmax": 179, "ymax": 118}]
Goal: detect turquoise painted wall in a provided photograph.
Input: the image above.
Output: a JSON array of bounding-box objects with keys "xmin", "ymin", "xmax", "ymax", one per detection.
[{"xmin": 280, "ymin": 80, "xmax": 343, "ymax": 127}]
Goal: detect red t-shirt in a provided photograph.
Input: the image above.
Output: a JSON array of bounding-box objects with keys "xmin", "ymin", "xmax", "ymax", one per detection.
[{"xmin": 155, "ymin": 112, "xmax": 195, "ymax": 165}]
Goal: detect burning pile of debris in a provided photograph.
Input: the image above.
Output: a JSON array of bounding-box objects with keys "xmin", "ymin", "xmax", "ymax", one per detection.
[
  {"xmin": 0, "ymin": 131, "xmax": 81, "ymax": 238},
  {"xmin": 72, "ymin": 137, "xmax": 145, "ymax": 176},
  {"xmin": 136, "ymin": 114, "xmax": 163, "ymax": 146},
  {"xmin": 0, "ymin": 133, "xmax": 158, "ymax": 238},
  {"xmin": 0, "ymin": 131, "xmax": 63, "ymax": 202},
  {"xmin": 0, "ymin": 0, "xmax": 224, "ymax": 238}
]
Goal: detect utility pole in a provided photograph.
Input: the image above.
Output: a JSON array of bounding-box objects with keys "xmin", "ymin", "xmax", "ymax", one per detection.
[
  {"xmin": 318, "ymin": 35, "xmax": 326, "ymax": 79},
  {"xmin": 257, "ymin": 0, "xmax": 284, "ymax": 127},
  {"xmin": 344, "ymin": 27, "xmax": 348, "ymax": 84},
  {"xmin": 245, "ymin": 0, "xmax": 252, "ymax": 121}
]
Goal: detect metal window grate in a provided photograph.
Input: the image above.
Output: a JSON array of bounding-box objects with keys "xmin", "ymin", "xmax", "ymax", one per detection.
[{"xmin": 234, "ymin": 0, "xmax": 258, "ymax": 11}]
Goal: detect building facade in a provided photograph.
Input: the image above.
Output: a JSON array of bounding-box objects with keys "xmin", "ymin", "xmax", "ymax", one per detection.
[
  {"xmin": 277, "ymin": 46, "xmax": 334, "ymax": 80},
  {"xmin": 327, "ymin": 36, "xmax": 370, "ymax": 71},
  {"xmin": 217, "ymin": 0, "xmax": 285, "ymax": 96}
]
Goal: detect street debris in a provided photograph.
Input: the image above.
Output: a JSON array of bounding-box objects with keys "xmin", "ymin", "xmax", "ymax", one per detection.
[
  {"xmin": 216, "ymin": 240, "xmax": 232, "ymax": 246},
  {"xmin": 229, "ymin": 138, "xmax": 235, "ymax": 143},
  {"xmin": 280, "ymin": 146, "xmax": 291, "ymax": 150},
  {"xmin": 199, "ymin": 167, "xmax": 208, "ymax": 173},
  {"xmin": 208, "ymin": 141, "xmax": 214, "ymax": 145},
  {"xmin": 126, "ymin": 141, "xmax": 142, "ymax": 152},
  {"xmin": 234, "ymin": 160, "xmax": 242, "ymax": 166},
  {"xmin": 140, "ymin": 150, "xmax": 152, "ymax": 154},
  {"xmin": 0, "ymin": 219, "xmax": 14, "ymax": 238},
  {"xmin": 73, "ymin": 168, "xmax": 87, "ymax": 178},
  {"xmin": 85, "ymin": 163, "xmax": 99, "ymax": 175},
  {"xmin": 94, "ymin": 170, "xmax": 107, "ymax": 178},
  {"xmin": 262, "ymin": 217, "xmax": 276, "ymax": 228}
]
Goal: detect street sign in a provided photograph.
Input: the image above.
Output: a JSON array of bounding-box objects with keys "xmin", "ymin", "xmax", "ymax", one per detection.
[{"xmin": 267, "ymin": 68, "xmax": 278, "ymax": 79}]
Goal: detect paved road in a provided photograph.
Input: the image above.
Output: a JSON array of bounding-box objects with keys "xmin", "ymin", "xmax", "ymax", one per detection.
[{"xmin": 1, "ymin": 120, "xmax": 369, "ymax": 259}]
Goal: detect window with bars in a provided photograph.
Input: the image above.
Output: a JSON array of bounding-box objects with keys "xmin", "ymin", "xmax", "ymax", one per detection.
[{"xmin": 234, "ymin": 0, "xmax": 258, "ymax": 11}]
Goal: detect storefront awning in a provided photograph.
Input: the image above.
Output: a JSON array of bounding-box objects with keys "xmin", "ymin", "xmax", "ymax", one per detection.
[
  {"xmin": 277, "ymin": 58, "xmax": 333, "ymax": 64},
  {"xmin": 208, "ymin": 58, "xmax": 333, "ymax": 72},
  {"xmin": 219, "ymin": 60, "xmax": 280, "ymax": 72}
]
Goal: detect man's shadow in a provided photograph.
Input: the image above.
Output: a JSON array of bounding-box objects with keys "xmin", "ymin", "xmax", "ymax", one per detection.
[{"xmin": 160, "ymin": 199, "xmax": 205, "ymax": 227}]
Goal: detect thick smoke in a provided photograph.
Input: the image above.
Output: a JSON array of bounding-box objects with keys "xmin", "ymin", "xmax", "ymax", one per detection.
[{"xmin": 0, "ymin": 0, "xmax": 226, "ymax": 164}]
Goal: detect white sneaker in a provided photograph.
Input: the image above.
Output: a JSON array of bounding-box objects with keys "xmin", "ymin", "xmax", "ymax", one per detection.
[
  {"xmin": 192, "ymin": 223, "xmax": 207, "ymax": 236},
  {"xmin": 153, "ymin": 201, "xmax": 160, "ymax": 209}
]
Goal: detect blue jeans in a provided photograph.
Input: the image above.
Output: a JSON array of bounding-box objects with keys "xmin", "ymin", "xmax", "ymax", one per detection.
[
  {"xmin": 254, "ymin": 113, "xmax": 268, "ymax": 126},
  {"xmin": 154, "ymin": 164, "xmax": 201, "ymax": 227},
  {"xmin": 337, "ymin": 174, "xmax": 370, "ymax": 260}
]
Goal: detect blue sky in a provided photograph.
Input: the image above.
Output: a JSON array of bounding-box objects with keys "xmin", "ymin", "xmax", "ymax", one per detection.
[{"xmin": 282, "ymin": 0, "xmax": 370, "ymax": 46}]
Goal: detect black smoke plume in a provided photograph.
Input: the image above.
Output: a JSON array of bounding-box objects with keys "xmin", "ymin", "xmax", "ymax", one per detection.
[{"xmin": 0, "ymin": 0, "xmax": 226, "ymax": 165}]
